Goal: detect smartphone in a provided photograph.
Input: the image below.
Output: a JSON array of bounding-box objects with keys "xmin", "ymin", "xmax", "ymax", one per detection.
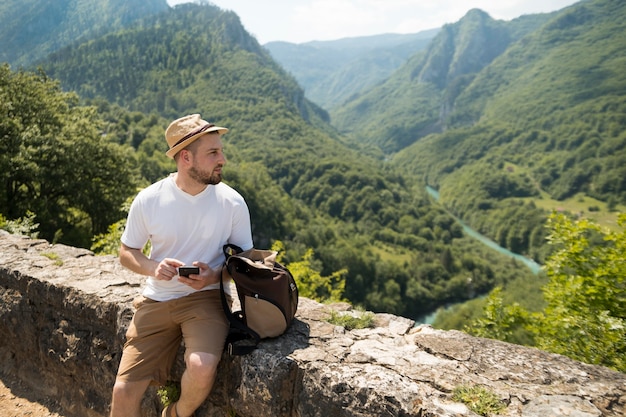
[{"xmin": 177, "ymin": 266, "xmax": 200, "ymax": 277}]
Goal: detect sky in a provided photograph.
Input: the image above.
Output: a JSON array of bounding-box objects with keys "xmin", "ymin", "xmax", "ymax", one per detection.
[{"xmin": 166, "ymin": 0, "xmax": 581, "ymax": 44}]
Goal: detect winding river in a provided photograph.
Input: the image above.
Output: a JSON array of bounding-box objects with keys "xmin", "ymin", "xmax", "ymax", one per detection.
[
  {"xmin": 416, "ymin": 186, "xmax": 542, "ymax": 324},
  {"xmin": 425, "ymin": 186, "xmax": 541, "ymax": 274}
]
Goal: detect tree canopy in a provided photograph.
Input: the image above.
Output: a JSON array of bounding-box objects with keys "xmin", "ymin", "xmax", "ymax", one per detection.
[
  {"xmin": 466, "ymin": 212, "xmax": 626, "ymax": 372},
  {"xmin": 0, "ymin": 64, "xmax": 139, "ymax": 247}
]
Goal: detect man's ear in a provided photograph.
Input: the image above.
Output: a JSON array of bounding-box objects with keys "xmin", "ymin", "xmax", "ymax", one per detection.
[{"xmin": 180, "ymin": 149, "xmax": 192, "ymax": 163}]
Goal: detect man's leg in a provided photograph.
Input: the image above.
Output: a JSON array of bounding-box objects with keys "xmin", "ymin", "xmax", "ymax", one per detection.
[
  {"xmin": 173, "ymin": 352, "xmax": 221, "ymax": 417},
  {"xmin": 110, "ymin": 378, "xmax": 152, "ymax": 417},
  {"xmin": 171, "ymin": 290, "xmax": 229, "ymax": 416}
]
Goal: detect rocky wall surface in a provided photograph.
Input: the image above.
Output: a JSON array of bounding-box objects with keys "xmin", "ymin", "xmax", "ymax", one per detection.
[{"xmin": 0, "ymin": 231, "xmax": 625, "ymax": 416}]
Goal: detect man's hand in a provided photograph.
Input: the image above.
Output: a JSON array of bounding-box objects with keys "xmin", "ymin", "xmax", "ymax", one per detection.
[
  {"xmin": 177, "ymin": 261, "xmax": 219, "ymax": 290},
  {"xmin": 155, "ymin": 258, "xmax": 184, "ymax": 281}
]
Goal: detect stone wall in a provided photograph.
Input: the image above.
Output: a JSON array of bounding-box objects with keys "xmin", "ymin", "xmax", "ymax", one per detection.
[{"xmin": 0, "ymin": 231, "xmax": 624, "ymax": 417}]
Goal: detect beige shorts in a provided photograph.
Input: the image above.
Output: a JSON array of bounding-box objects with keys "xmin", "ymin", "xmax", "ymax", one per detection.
[{"xmin": 116, "ymin": 290, "xmax": 231, "ymax": 386}]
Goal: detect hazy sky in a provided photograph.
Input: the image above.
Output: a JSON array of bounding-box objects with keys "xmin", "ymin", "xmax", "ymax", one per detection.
[{"xmin": 166, "ymin": 0, "xmax": 581, "ymax": 44}]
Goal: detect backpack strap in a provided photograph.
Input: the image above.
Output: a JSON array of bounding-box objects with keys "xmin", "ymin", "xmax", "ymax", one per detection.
[
  {"xmin": 219, "ymin": 249, "xmax": 262, "ymax": 355},
  {"xmin": 223, "ymin": 243, "xmax": 243, "ymax": 259},
  {"xmin": 224, "ymin": 317, "xmax": 261, "ymax": 355}
]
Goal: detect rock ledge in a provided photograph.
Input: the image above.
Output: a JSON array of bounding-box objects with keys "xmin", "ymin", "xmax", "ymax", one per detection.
[{"xmin": 0, "ymin": 232, "xmax": 624, "ymax": 416}]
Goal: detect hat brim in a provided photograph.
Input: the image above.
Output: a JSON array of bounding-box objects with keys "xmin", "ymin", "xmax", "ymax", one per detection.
[{"xmin": 166, "ymin": 126, "xmax": 228, "ymax": 158}]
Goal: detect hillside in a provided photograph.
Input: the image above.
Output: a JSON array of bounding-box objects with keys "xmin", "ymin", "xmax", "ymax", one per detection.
[
  {"xmin": 331, "ymin": 9, "xmax": 556, "ymax": 153},
  {"xmin": 391, "ymin": 0, "xmax": 626, "ymax": 260},
  {"xmin": 0, "ymin": 0, "xmax": 169, "ymax": 68},
  {"xmin": 0, "ymin": 2, "xmax": 537, "ymax": 321},
  {"xmin": 265, "ymin": 30, "xmax": 438, "ymax": 109}
]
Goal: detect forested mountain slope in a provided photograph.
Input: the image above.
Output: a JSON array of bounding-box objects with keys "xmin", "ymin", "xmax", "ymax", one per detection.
[
  {"xmin": 1, "ymin": 3, "xmax": 535, "ymax": 320},
  {"xmin": 392, "ymin": 0, "xmax": 626, "ymax": 260},
  {"xmin": 43, "ymin": 3, "xmax": 325, "ymax": 125},
  {"xmin": 265, "ymin": 30, "xmax": 438, "ymax": 110},
  {"xmin": 0, "ymin": 0, "xmax": 169, "ymax": 68},
  {"xmin": 331, "ymin": 8, "xmax": 556, "ymax": 153}
]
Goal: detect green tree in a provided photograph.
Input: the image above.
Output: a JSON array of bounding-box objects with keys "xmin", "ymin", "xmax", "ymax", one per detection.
[
  {"xmin": 91, "ymin": 195, "xmax": 137, "ymax": 256},
  {"xmin": 274, "ymin": 241, "xmax": 347, "ymax": 303},
  {"xmin": 0, "ymin": 65, "xmax": 140, "ymax": 247},
  {"xmin": 464, "ymin": 287, "xmax": 533, "ymax": 345},
  {"xmin": 467, "ymin": 212, "xmax": 626, "ymax": 372},
  {"xmin": 0, "ymin": 211, "xmax": 39, "ymax": 238},
  {"xmin": 531, "ymin": 212, "xmax": 626, "ymax": 371},
  {"xmin": 91, "ymin": 219, "xmax": 126, "ymax": 255}
]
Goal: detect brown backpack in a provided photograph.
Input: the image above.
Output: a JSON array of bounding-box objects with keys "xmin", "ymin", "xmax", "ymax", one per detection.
[{"xmin": 220, "ymin": 244, "xmax": 299, "ymax": 355}]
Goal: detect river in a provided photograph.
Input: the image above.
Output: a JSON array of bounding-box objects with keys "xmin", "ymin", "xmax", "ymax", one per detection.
[
  {"xmin": 425, "ymin": 186, "xmax": 541, "ymax": 274},
  {"xmin": 416, "ymin": 186, "xmax": 541, "ymax": 324}
]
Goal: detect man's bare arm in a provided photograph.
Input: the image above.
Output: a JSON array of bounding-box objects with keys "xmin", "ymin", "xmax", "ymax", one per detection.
[{"xmin": 119, "ymin": 243, "xmax": 181, "ymax": 281}]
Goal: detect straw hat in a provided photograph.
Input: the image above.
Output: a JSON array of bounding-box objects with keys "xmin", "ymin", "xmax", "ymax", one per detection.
[{"xmin": 165, "ymin": 114, "xmax": 228, "ymax": 158}]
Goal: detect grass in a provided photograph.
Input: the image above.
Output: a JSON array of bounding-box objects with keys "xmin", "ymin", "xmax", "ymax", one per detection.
[
  {"xmin": 41, "ymin": 252, "xmax": 63, "ymax": 266},
  {"xmin": 326, "ymin": 309, "xmax": 376, "ymax": 330},
  {"xmin": 369, "ymin": 242, "xmax": 413, "ymax": 264},
  {"xmin": 503, "ymin": 161, "xmax": 624, "ymax": 231},
  {"xmin": 452, "ymin": 384, "xmax": 506, "ymax": 416},
  {"xmin": 157, "ymin": 381, "xmax": 180, "ymax": 407},
  {"xmin": 530, "ymin": 192, "xmax": 623, "ymax": 231}
]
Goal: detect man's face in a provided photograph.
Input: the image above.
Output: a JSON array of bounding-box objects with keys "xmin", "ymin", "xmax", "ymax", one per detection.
[{"xmin": 186, "ymin": 133, "xmax": 226, "ymax": 185}]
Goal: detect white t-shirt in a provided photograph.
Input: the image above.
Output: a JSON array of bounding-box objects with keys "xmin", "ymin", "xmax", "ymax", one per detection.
[{"xmin": 121, "ymin": 174, "xmax": 253, "ymax": 301}]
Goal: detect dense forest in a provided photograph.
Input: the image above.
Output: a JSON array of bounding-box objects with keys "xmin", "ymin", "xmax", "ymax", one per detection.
[
  {"xmin": 0, "ymin": 0, "xmax": 169, "ymax": 68},
  {"xmin": 1, "ymin": 0, "xmax": 624, "ymax": 369}
]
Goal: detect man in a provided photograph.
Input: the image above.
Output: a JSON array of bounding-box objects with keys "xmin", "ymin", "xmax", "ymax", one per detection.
[{"xmin": 109, "ymin": 114, "xmax": 253, "ymax": 417}]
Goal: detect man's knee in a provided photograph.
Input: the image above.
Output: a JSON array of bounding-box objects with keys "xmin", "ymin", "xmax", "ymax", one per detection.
[
  {"xmin": 111, "ymin": 379, "xmax": 150, "ymax": 406},
  {"xmin": 185, "ymin": 352, "xmax": 220, "ymax": 382}
]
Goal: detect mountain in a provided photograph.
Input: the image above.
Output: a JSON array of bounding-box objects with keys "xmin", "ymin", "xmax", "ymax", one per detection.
[
  {"xmin": 265, "ymin": 30, "xmax": 438, "ymax": 110},
  {"xmin": 390, "ymin": 0, "xmax": 626, "ymax": 259},
  {"xmin": 42, "ymin": 3, "xmax": 326, "ymax": 124},
  {"xmin": 0, "ymin": 0, "xmax": 169, "ymax": 68},
  {"xmin": 2, "ymin": 2, "xmax": 534, "ymax": 320},
  {"xmin": 331, "ymin": 9, "xmax": 557, "ymax": 153}
]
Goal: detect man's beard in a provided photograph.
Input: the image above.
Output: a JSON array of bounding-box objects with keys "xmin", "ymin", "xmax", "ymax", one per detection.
[{"xmin": 189, "ymin": 165, "xmax": 222, "ymax": 185}]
